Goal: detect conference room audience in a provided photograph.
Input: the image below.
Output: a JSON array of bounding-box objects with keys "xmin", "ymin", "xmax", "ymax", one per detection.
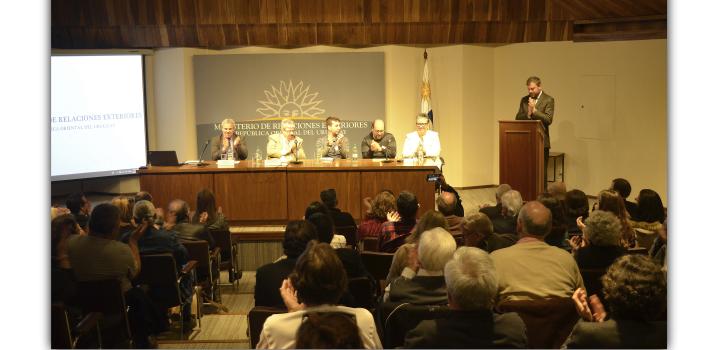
[
  {"xmin": 595, "ymin": 190, "xmax": 636, "ymax": 248},
  {"xmin": 436, "ymin": 191, "xmax": 463, "ymax": 236},
  {"xmin": 320, "ymin": 188, "xmax": 357, "ymax": 230},
  {"xmin": 295, "ymin": 312, "xmax": 364, "ymax": 349},
  {"xmin": 565, "ymin": 255, "xmax": 666, "ymax": 348},
  {"xmin": 166, "ymin": 199, "xmax": 215, "ymax": 249},
  {"xmin": 403, "ymin": 247, "xmax": 527, "ymax": 348},
  {"xmin": 358, "ymin": 191, "xmax": 396, "ymax": 240},
  {"xmin": 378, "ymin": 191, "xmax": 419, "ymax": 253},
  {"xmin": 462, "ymin": 213, "xmax": 517, "ymax": 253},
  {"xmin": 611, "ymin": 178, "xmax": 638, "ymax": 219},
  {"xmin": 492, "ymin": 190, "xmax": 523, "ymax": 234},
  {"xmin": 211, "ymin": 118, "xmax": 248, "ymax": 161},
  {"xmin": 267, "ymin": 118, "xmax": 306, "ymax": 161},
  {"xmin": 255, "ymin": 220, "xmax": 318, "ymax": 309},
  {"xmin": 537, "ymin": 192, "xmax": 570, "ymax": 251},
  {"xmin": 361, "ymin": 119, "xmax": 397, "ymax": 159},
  {"xmin": 303, "ymin": 202, "xmax": 345, "ymax": 248},
  {"xmin": 256, "ymin": 242, "xmax": 382, "ymax": 349},
  {"xmin": 385, "ymin": 227, "xmax": 456, "ymax": 305},
  {"xmin": 402, "ymin": 113, "xmax": 441, "ymax": 160},
  {"xmin": 491, "ymin": 201, "xmax": 584, "ymax": 302},
  {"xmin": 316, "ymin": 116, "xmax": 349, "ymax": 159},
  {"xmin": 479, "ymin": 184, "xmax": 512, "ymax": 220},
  {"xmin": 629, "ymin": 188, "xmax": 666, "ymax": 232},
  {"xmin": 570, "ymin": 210, "xmax": 627, "ymax": 270},
  {"xmin": 565, "ymin": 189, "xmax": 590, "ymax": 235},
  {"xmin": 111, "ymin": 196, "xmax": 136, "ymax": 239},
  {"xmin": 66, "ymin": 192, "xmax": 91, "ymax": 231},
  {"xmin": 192, "ymin": 188, "xmax": 229, "ymax": 232},
  {"xmin": 386, "ymin": 210, "xmax": 449, "ymax": 282}
]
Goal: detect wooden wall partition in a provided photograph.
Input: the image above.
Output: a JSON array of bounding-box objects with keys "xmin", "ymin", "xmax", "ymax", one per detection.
[
  {"xmin": 214, "ymin": 170, "xmax": 287, "ymax": 222},
  {"xmin": 138, "ymin": 172, "xmax": 213, "ymax": 214},
  {"xmin": 287, "ymin": 170, "xmax": 362, "ymax": 220}
]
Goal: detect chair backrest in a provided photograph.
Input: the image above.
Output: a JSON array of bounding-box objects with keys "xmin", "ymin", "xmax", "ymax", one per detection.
[
  {"xmin": 347, "ymin": 277, "xmax": 377, "ymax": 310},
  {"xmin": 182, "ymin": 240, "xmax": 211, "ymax": 279},
  {"xmin": 336, "ymin": 225, "xmax": 358, "ymax": 248},
  {"xmin": 51, "ymin": 303, "xmax": 73, "ymax": 349},
  {"xmin": 360, "ymin": 251, "xmax": 394, "ymax": 283},
  {"xmin": 209, "ymin": 229, "xmax": 233, "ymax": 262},
  {"xmin": 74, "ymin": 279, "xmax": 132, "ymax": 343},
  {"xmin": 133, "ymin": 253, "xmax": 182, "ymax": 307},
  {"xmin": 495, "ymin": 297, "xmax": 579, "ymax": 349},
  {"xmin": 362, "ymin": 237, "xmax": 379, "ymax": 252},
  {"xmin": 377, "ymin": 302, "xmax": 452, "ymax": 348},
  {"xmin": 248, "ymin": 306, "xmax": 286, "ymax": 348}
]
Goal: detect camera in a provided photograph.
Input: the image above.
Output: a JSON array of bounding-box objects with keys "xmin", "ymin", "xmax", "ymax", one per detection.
[{"xmin": 426, "ymin": 173, "xmax": 441, "ymax": 182}]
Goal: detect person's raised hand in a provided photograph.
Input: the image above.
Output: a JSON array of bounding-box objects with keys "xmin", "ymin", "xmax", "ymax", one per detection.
[
  {"xmin": 131, "ymin": 219, "xmax": 150, "ymax": 242},
  {"xmin": 279, "ymin": 278, "xmax": 305, "ymax": 312},
  {"xmin": 386, "ymin": 211, "xmax": 401, "ymax": 223},
  {"xmin": 572, "ymin": 288, "xmax": 593, "ymax": 321},
  {"xmin": 576, "ymin": 216, "xmax": 586, "ymax": 230},
  {"xmin": 588, "ymin": 294, "xmax": 607, "ymax": 322}
]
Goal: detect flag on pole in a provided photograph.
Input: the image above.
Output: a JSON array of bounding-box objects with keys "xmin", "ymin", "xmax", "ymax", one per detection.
[{"xmin": 420, "ymin": 50, "xmax": 433, "ymax": 125}]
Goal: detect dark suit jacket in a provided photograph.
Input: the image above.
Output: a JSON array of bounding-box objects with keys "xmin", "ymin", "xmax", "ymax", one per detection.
[
  {"xmin": 210, "ymin": 134, "xmax": 248, "ymax": 160},
  {"xmin": 254, "ymin": 257, "xmax": 297, "ymax": 309},
  {"xmin": 515, "ymin": 92, "xmax": 554, "ymax": 148},
  {"xmin": 564, "ymin": 319, "xmax": 666, "ymax": 349},
  {"xmin": 404, "ymin": 309, "xmax": 527, "ymax": 349},
  {"xmin": 492, "ymin": 215, "xmax": 518, "ymax": 234},
  {"xmin": 480, "ymin": 203, "xmax": 502, "ymax": 220},
  {"xmin": 575, "ymin": 245, "xmax": 626, "ymax": 270},
  {"xmin": 389, "ymin": 275, "xmax": 447, "ymax": 305},
  {"xmin": 328, "ymin": 208, "xmax": 357, "ymax": 229},
  {"xmin": 625, "ymin": 200, "xmax": 639, "ymax": 220},
  {"xmin": 172, "ymin": 222, "xmax": 216, "ymax": 250},
  {"xmin": 121, "ymin": 226, "xmax": 188, "ymax": 269}
]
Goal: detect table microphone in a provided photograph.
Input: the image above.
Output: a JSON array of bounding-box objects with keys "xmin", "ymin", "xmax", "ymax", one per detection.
[{"xmin": 197, "ymin": 139, "xmax": 210, "ymax": 167}]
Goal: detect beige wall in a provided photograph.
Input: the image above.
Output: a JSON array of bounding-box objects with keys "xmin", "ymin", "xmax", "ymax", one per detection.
[{"xmin": 55, "ymin": 40, "xmax": 667, "ymax": 204}]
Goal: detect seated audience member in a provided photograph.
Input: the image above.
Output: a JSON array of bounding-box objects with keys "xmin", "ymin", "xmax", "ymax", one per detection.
[
  {"xmin": 436, "ymin": 191, "xmax": 463, "ymax": 235},
  {"xmin": 386, "ymin": 210, "xmax": 449, "ymax": 282},
  {"xmin": 67, "ymin": 204, "xmax": 164, "ymax": 347},
  {"xmin": 629, "ymin": 188, "xmax": 666, "ymax": 232},
  {"xmin": 66, "ymin": 192, "xmax": 92, "ymax": 230},
  {"xmin": 256, "ymin": 242, "xmax": 382, "ymax": 349},
  {"xmin": 570, "ymin": 210, "xmax": 626, "ymax": 270},
  {"xmin": 565, "ymin": 189, "xmax": 590, "ymax": 235},
  {"xmin": 361, "ymin": 119, "xmax": 397, "ymax": 159},
  {"xmin": 166, "ymin": 199, "xmax": 215, "ymax": 249},
  {"xmin": 435, "ymin": 174, "xmax": 465, "ymax": 217},
  {"xmin": 111, "ymin": 196, "xmax": 136, "ymax": 239},
  {"xmin": 462, "ymin": 213, "xmax": 517, "ymax": 253},
  {"xmin": 649, "ymin": 219, "xmax": 667, "ymax": 268},
  {"xmin": 255, "ymin": 220, "xmax": 318, "ymax": 309},
  {"xmin": 135, "ymin": 191, "xmax": 153, "ymax": 203},
  {"xmin": 304, "ymin": 202, "xmax": 345, "ymax": 248},
  {"xmin": 127, "ymin": 200, "xmax": 194, "ymax": 329},
  {"xmin": 491, "ymin": 201, "xmax": 584, "ymax": 302},
  {"xmin": 358, "ymin": 191, "xmax": 396, "ymax": 240},
  {"xmin": 492, "ymin": 190, "xmax": 523, "ymax": 234},
  {"xmin": 595, "ymin": 190, "xmax": 636, "ymax": 248},
  {"xmin": 537, "ymin": 193, "xmax": 570, "ymax": 251},
  {"xmin": 378, "ymin": 191, "xmax": 419, "ymax": 253},
  {"xmin": 192, "ymin": 188, "xmax": 229, "ymax": 231},
  {"xmin": 295, "ymin": 312, "xmax": 364, "ymax": 349},
  {"xmin": 565, "ymin": 255, "xmax": 666, "ymax": 348},
  {"xmin": 320, "ymin": 188, "xmax": 357, "ymax": 230},
  {"xmin": 479, "ymin": 184, "xmax": 512, "ymax": 220},
  {"xmin": 51, "ymin": 214, "xmax": 83, "ymax": 305},
  {"xmin": 267, "ymin": 118, "xmax": 306, "ymax": 161},
  {"xmin": 404, "ymin": 247, "xmax": 527, "ymax": 348},
  {"xmin": 386, "ymin": 228, "xmax": 457, "ymax": 305},
  {"xmin": 402, "ymin": 113, "xmax": 441, "ymax": 160},
  {"xmin": 316, "ymin": 116, "xmax": 349, "ymax": 159},
  {"xmin": 211, "ymin": 118, "xmax": 248, "ymax": 160},
  {"xmin": 611, "ymin": 178, "xmax": 638, "ymax": 219},
  {"xmin": 548, "ymin": 181, "xmax": 567, "ymax": 202},
  {"xmin": 307, "ymin": 213, "xmax": 376, "ymax": 303}
]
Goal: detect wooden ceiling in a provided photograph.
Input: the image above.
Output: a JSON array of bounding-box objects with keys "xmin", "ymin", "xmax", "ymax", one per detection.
[{"xmin": 51, "ymin": 0, "xmax": 666, "ymax": 49}]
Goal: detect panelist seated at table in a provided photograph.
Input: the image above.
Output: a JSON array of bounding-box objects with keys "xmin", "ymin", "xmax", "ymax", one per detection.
[
  {"xmin": 211, "ymin": 118, "xmax": 248, "ymax": 160},
  {"xmin": 267, "ymin": 118, "xmax": 306, "ymax": 161},
  {"xmin": 361, "ymin": 119, "xmax": 396, "ymax": 159},
  {"xmin": 316, "ymin": 116, "xmax": 349, "ymax": 159},
  {"xmin": 402, "ymin": 113, "xmax": 441, "ymax": 159}
]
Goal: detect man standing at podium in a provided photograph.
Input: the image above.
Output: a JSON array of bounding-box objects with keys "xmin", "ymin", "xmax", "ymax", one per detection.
[{"xmin": 515, "ymin": 76, "xmax": 554, "ymax": 186}]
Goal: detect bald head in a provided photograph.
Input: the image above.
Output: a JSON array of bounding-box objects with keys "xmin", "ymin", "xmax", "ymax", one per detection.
[
  {"xmin": 517, "ymin": 201, "xmax": 552, "ymax": 237},
  {"xmin": 436, "ymin": 192, "xmax": 457, "ymax": 216},
  {"xmin": 372, "ymin": 119, "xmax": 386, "ymax": 140}
]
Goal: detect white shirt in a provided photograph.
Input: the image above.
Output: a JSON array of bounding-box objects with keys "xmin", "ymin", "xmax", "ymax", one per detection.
[
  {"xmin": 256, "ymin": 304, "xmax": 382, "ymax": 349},
  {"xmin": 402, "ymin": 130, "xmax": 441, "ymax": 158}
]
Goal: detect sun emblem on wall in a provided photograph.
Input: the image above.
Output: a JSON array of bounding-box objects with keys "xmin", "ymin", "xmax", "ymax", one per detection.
[{"xmin": 256, "ymin": 80, "xmax": 325, "ymax": 120}]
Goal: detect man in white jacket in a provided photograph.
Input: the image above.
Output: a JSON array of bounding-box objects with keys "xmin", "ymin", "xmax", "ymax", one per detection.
[{"xmin": 402, "ymin": 113, "xmax": 441, "ymax": 160}]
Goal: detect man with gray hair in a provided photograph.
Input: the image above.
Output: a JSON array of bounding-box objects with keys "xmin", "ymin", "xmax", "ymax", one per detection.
[
  {"xmin": 386, "ymin": 227, "xmax": 457, "ymax": 305},
  {"xmin": 491, "ymin": 201, "xmax": 584, "ymax": 302},
  {"xmin": 573, "ymin": 210, "xmax": 626, "ymax": 270},
  {"xmin": 267, "ymin": 118, "xmax": 306, "ymax": 161},
  {"xmin": 480, "ymin": 183, "xmax": 512, "ymax": 220},
  {"xmin": 492, "ymin": 189, "xmax": 523, "ymax": 234},
  {"xmin": 404, "ymin": 247, "xmax": 528, "ymax": 348}
]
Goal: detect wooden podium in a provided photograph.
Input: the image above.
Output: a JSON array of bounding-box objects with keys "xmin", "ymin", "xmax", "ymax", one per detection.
[{"xmin": 499, "ymin": 120, "xmax": 545, "ymax": 201}]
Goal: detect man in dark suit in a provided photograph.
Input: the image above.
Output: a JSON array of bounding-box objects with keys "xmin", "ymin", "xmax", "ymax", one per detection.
[
  {"xmin": 479, "ymin": 184, "xmax": 512, "ymax": 220},
  {"xmin": 165, "ymin": 199, "xmax": 216, "ymax": 249},
  {"xmin": 254, "ymin": 221, "xmax": 318, "ymax": 309},
  {"xmin": 515, "ymin": 76, "xmax": 554, "ymax": 186},
  {"xmin": 320, "ymin": 188, "xmax": 357, "ymax": 245}
]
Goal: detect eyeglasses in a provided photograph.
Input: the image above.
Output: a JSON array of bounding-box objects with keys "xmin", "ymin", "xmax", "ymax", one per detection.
[{"xmin": 416, "ymin": 122, "xmax": 428, "ymax": 126}]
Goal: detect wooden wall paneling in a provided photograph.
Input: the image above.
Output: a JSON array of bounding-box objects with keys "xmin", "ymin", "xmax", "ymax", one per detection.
[
  {"xmin": 286, "ymin": 171, "xmax": 362, "ymax": 220},
  {"xmin": 236, "ymin": 241, "xmax": 284, "ymax": 271},
  {"xmin": 213, "ymin": 171, "xmax": 288, "ymax": 222},
  {"xmin": 359, "ymin": 169, "xmax": 437, "ymax": 220},
  {"xmin": 138, "ymin": 173, "xmax": 214, "ymax": 215}
]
